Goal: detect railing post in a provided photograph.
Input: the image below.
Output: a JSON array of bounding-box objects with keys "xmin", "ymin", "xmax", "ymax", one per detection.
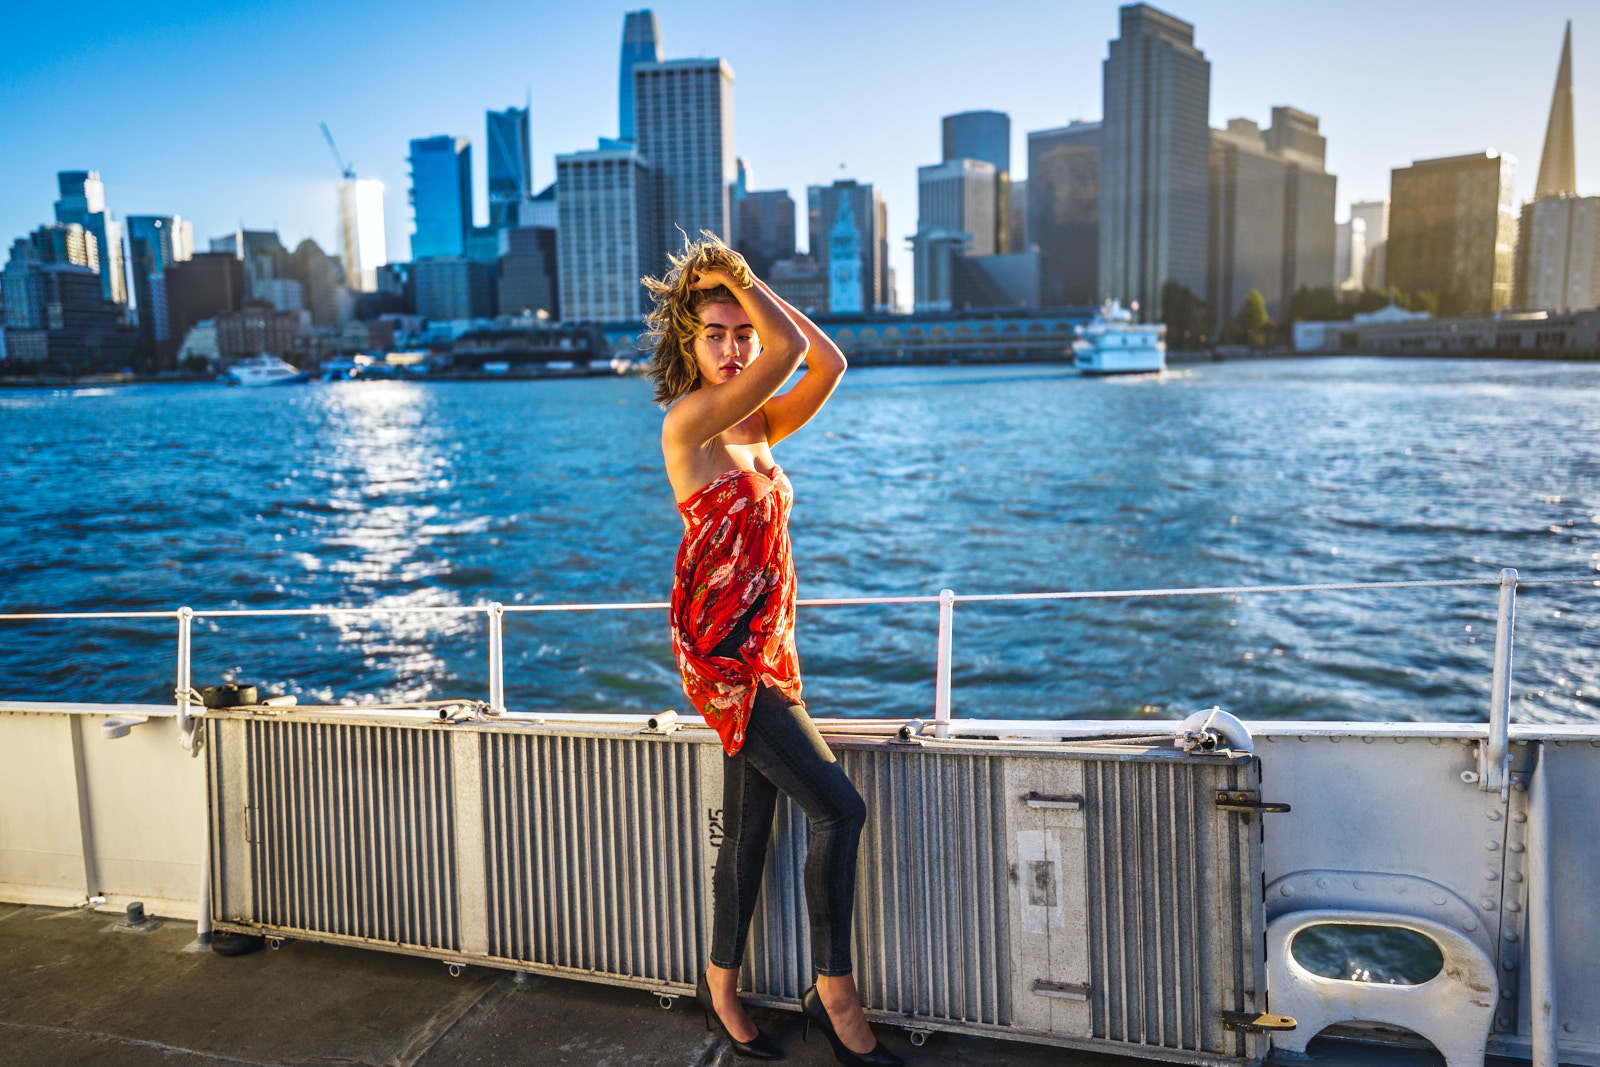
[
  {"xmin": 1527, "ymin": 749, "xmax": 1558, "ymax": 1067},
  {"xmin": 175, "ymin": 606, "xmax": 197, "ymax": 753},
  {"xmin": 487, "ymin": 602, "xmax": 505, "ymax": 715},
  {"xmin": 1481, "ymin": 568, "xmax": 1516, "ymax": 792},
  {"xmin": 933, "ymin": 589, "xmax": 955, "ymax": 738}
]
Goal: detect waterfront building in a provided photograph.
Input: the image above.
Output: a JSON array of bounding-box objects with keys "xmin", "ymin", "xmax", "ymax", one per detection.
[
  {"xmin": 1009, "ymin": 181, "xmax": 1026, "ymax": 252},
  {"xmin": 1335, "ymin": 217, "xmax": 1366, "ymax": 290},
  {"xmin": 1293, "ymin": 305, "xmax": 1600, "ymax": 358},
  {"xmin": 1099, "ymin": 3, "xmax": 1211, "ymax": 318},
  {"xmin": 487, "ymin": 107, "xmax": 533, "ymax": 228},
  {"xmin": 956, "ymin": 250, "xmax": 1043, "ymax": 308},
  {"xmin": 943, "ymin": 110, "xmax": 1013, "ymax": 252},
  {"xmin": 466, "ymin": 226, "xmax": 505, "ymax": 264},
  {"xmin": 1350, "ymin": 199, "xmax": 1389, "ymax": 289},
  {"xmin": 1514, "ymin": 197, "xmax": 1600, "ymax": 312},
  {"xmin": 126, "ymin": 215, "xmax": 194, "ymax": 348},
  {"xmin": 166, "ymin": 252, "xmax": 245, "ymax": 357},
  {"xmin": 767, "ymin": 255, "xmax": 828, "ymax": 314},
  {"xmin": 733, "ymin": 189, "xmax": 796, "ymax": 279},
  {"xmin": 409, "ymin": 136, "xmax": 473, "ymax": 260},
  {"xmin": 617, "ymin": 10, "xmax": 661, "ymax": 142},
  {"xmin": 827, "ymin": 196, "xmax": 864, "ymax": 314},
  {"xmin": 337, "ymin": 178, "xmax": 387, "ymax": 292},
  {"xmin": 214, "ymin": 302, "xmax": 305, "ymax": 359},
  {"xmin": 1207, "ymin": 109, "xmax": 1336, "ymax": 329},
  {"xmin": 53, "ymin": 170, "xmax": 127, "ymax": 307},
  {"xmin": 1027, "ymin": 120, "xmax": 1101, "ymax": 306},
  {"xmin": 1389, "ymin": 152, "xmax": 1517, "ymax": 314},
  {"xmin": 807, "ymin": 180, "xmax": 888, "ymax": 312},
  {"xmin": 414, "ymin": 256, "xmax": 495, "ymax": 321},
  {"xmin": 498, "ymin": 225, "xmax": 559, "ymax": 319},
  {"xmin": 633, "ymin": 58, "xmax": 735, "ymax": 266},
  {"xmin": 909, "ymin": 229, "xmax": 971, "ymax": 312},
  {"xmin": 0, "ymin": 255, "xmax": 134, "ymax": 369},
  {"xmin": 555, "ymin": 147, "xmax": 657, "ymax": 322}
]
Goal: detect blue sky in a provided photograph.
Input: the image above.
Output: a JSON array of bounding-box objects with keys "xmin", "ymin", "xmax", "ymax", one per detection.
[{"xmin": 3, "ymin": 0, "xmax": 1593, "ymax": 307}]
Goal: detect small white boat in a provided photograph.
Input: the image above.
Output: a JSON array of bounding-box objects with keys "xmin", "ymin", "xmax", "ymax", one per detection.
[
  {"xmin": 1073, "ymin": 300, "xmax": 1165, "ymax": 375},
  {"xmin": 220, "ymin": 354, "xmax": 310, "ymax": 387}
]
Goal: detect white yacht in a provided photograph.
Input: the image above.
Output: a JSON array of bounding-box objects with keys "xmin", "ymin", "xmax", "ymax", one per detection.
[
  {"xmin": 220, "ymin": 354, "xmax": 310, "ymax": 387},
  {"xmin": 1073, "ymin": 299, "xmax": 1166, "ymax": 374}
]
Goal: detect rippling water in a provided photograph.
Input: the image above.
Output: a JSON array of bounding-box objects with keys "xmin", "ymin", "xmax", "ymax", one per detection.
[{"xmin": 3, "ymin": 358, "xmax": 1597, "ymax": 723}]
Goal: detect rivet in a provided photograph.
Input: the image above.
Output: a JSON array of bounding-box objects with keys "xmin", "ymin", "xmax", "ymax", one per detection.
[
  {"xmin": 1480, "ymin": 898, "xmax": 1496, "ymax": 910},
  {"xmin": 1485, "ymin": 841, "xmax": 1500, "ymax": 851},
  {"xmin": 1362, "ymin": 737, "xmax": 1375, "ymax": 744},
  {"xmin": 1431, "ymin": 893, "xmax": 1448, "ymax": 906},
  {"xmin": 1510, "ymin": 843, "xmax": 1524, "ymax": 854},
  {"xmin": 1510, "ymin": 872, "xmax": 1523, "ymax": 883},
  {"xmin": 1316, "ymin": 878, "xmax": 1328, "ymax": 889},
  {"xmin": 1395, "ymin": 737, "xmax": 1407, "ymax": 744},
  {"xmin": 1555, "ymin": 740, "xmax": 1567, "ymax": 747},
  {"xmin": 1352, "ymin": 878, "xmax": 1365, "ymax": 890},
  {"xmin": 1485, "ymin": 870, "xmax": 1500, "ymax": 880},
  {"xmin": 1503, "ymin": 960, "xmax": 1516, "ymax": 970},
  {"xmin": 1505, "ymin": 931, "xmax": 1518, "ymax": 942},
  {"xmin": 1565, "ymin": 1023, "xmax": 1577, "ymax": 1033},
  {"xmin": 1328, "ymin": 735, "xmax": 1341, "ymax": 743},
  {"xmin": 1429, "ymin": 737, "xmax": 1442, "ymax": 746},
  {"xmin": 1512, "ymin": 812, "xmax": 1527, "ymax": 823},
  {"xmin": 1501, "ymin": 989, "xmax": 1514, "ymax": 999},
  {"xmin": 1463, "ymin": 919, "xmax": 1478, "ymax": 931},
  {"xmin": 1507, "ymin": 902, "xmax": 1521, "ymax": 913},
  {"xmin": 1280, "ymin": 883, "xmax": 1294, "ymax": 896},
  {"xmin": 1487, "ymin": 810, "xmax": 1502, "ymax": 821}
]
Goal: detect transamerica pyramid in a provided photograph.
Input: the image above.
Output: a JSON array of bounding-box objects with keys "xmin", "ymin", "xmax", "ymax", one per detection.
[{"xmin": 1534, "ymin": 21, "xmax": 1576, "ymax": 199}]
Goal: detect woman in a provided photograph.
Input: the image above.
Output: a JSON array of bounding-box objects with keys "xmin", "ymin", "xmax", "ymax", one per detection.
[{"xmin": 647, "ymin": 238, "xmax": 901, "ymax": 1067}]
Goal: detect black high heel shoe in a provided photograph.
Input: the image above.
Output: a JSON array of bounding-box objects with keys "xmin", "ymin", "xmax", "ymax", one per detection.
[
  {"xmin": 696, "ymin": 972, "xmax": 784, "ymax": 1060},
  {"xmin": 800, "ymin": 984, "xmax": 904, "ymax": 1066}
]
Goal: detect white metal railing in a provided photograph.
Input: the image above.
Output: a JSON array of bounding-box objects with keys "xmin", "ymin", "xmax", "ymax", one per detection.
[{"xmin": 3, "ymin": 571, "xmax": 1597, "ymax": 761}]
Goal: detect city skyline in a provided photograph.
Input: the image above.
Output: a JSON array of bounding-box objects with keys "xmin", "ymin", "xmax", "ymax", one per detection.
[{"xmin": 3, "ymin": 0, "xmax": 1593, "ymax": 312}]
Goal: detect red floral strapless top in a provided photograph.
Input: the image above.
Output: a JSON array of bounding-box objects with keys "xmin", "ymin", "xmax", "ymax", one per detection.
[{"xmin": 671, "ymin": 465, "xmax": 803, "ymax": 756}]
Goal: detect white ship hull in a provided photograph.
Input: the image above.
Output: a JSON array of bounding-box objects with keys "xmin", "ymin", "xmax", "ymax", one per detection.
[{"xmin": 1073, "ymin": 300, "xmax": 1166, "ymax": 374}]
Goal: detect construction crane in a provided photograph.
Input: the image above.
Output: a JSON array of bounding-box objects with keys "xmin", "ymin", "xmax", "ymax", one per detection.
[{"xmin": 320, "ymin": 122, "xmax": 355, "ymax": 180}]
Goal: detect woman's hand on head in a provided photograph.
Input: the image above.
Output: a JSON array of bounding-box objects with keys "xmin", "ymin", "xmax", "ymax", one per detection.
[{"xmin": 689, "ymin": 267, "xmax": 732, "ymax": 292}]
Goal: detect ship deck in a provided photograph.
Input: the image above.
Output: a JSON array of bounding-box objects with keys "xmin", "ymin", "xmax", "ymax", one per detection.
[{"xmin": 2, "ymin": 900, "xmax": 1484, "ymax": 1067}]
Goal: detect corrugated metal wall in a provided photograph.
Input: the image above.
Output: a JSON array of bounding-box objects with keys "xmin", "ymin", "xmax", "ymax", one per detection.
[{"xmin": 208, "ymin": 714, "xmax": 1263, "ymax": 1062}]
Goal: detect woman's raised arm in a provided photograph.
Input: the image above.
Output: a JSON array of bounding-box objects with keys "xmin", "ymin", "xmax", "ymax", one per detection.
[
  {"xmin": 759, "ymin": 285, "xmax": 847, "ymax": 445},
  {"xmin": 662, "ymin": 262, "xmax": 808, "ymax": 448}
]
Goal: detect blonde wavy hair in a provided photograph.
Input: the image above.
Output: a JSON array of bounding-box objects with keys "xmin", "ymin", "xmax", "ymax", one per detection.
[{"xmin": 642, "ymin": 234, "xmax": 754, "ymax": 407}]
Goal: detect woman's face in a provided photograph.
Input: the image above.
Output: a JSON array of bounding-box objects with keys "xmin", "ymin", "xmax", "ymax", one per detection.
[{"xmin": 691, "ymin": 299, "xmax": 760, "ymax": 387}]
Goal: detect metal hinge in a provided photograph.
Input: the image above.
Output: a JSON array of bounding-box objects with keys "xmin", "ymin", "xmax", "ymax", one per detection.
[
  {"xmin": 1215, "ymin": 789, "xmax": 1291, "ymax": 815},
  {"xmin": 1021, "ymin": 791, "xmax": 1084, "ymax": 811},
  {"xmin": 1221, "ymin": 1010, "xmax": 1297, "ymax": 1033}
]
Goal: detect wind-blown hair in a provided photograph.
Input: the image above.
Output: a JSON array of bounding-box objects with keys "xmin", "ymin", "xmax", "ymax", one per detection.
[{"xmin": 642, "ymin": 234, "xmax": 754, "ymax": 407}]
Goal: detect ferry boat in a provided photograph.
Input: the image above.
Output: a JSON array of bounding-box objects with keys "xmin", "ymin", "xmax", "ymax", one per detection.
[
  {"xmin": 219, "ymin": 353, "xmax": 310, "ymax": 387},
  {"xmin": 0, "ymin": 569, "xmax": 1591, "ymax": 1066},
  {"xmin": 1073, "ymin": 300, "xmax": 1166, "ymax": 374}
]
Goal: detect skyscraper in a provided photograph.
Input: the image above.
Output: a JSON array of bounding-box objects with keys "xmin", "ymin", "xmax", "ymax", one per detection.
[
  {"xmin": 1207, "ymin": 109, "xmax": 1336, "ymax": 328},
  {"xmin": 127, "ymin": 215, "xmax": 194, "ymax": 348},
  {"xmin": 1534, "ymin": 21, "xmax": 1575, "ymax": 200},
  {"xmin": 337, "ymin": 178, "xmax": 387, "ymax": 292},
  {"xmin": 618, "ymin": 10, "xmax": 661, "ymax": 143},
  {"xmin": 734, "ymin": 189, "xmax": 796, "ymax": 278},
  {"xmin": 555, "ymin": 147, "xmax": 658, "ymax": 321},
  {"xmin": 943, "ymin": 110, "xmax": 1013, "ymax": 252},
  {"xmin": 408, "ymin": 136, "xmax": 473, "ymax": 260},
  {"xmin": 807, "ymin": 180, "xmax": 887, "ymax": 312},
  {"xmin": 1389, "ymin": 152, "xmax": 1517, "ymax": 314},
  {"xmin": 1027, "ymin": 121, "xmax": 1101, "ymax": 306},
  {"xmin": 1099, "ymin": 4, "xmax": 1211, "ymax": 317},
  {"xmin": 1350, "ymin": 200, "xmax": 1389, "ymax": 290},
  {"xmin": 1514, "ymin": 22, "xmax": 1597, "ymax": 313},
  {"xmin": 53, "ymin": 170, "xmax": 127, "ymax": 307},
  {"xmin": 827, "ymin": 196, "xmax": 864, "ymax": 315},
  {"xmin": 633, "ymin": 58, "xmax": 735, "ymax": 265},
  {"xmin": 913, "ymin": 159, "xmax": 996, "ymax": 310},
  {"xmin": 487, "ymin": 107, "xmax": 533, "ymax": 228}
]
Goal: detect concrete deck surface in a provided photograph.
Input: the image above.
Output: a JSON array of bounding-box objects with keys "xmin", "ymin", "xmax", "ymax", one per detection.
[{"xmin": 1, "ymin": 902, "xmax": 1476, "ymax": 1066}]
